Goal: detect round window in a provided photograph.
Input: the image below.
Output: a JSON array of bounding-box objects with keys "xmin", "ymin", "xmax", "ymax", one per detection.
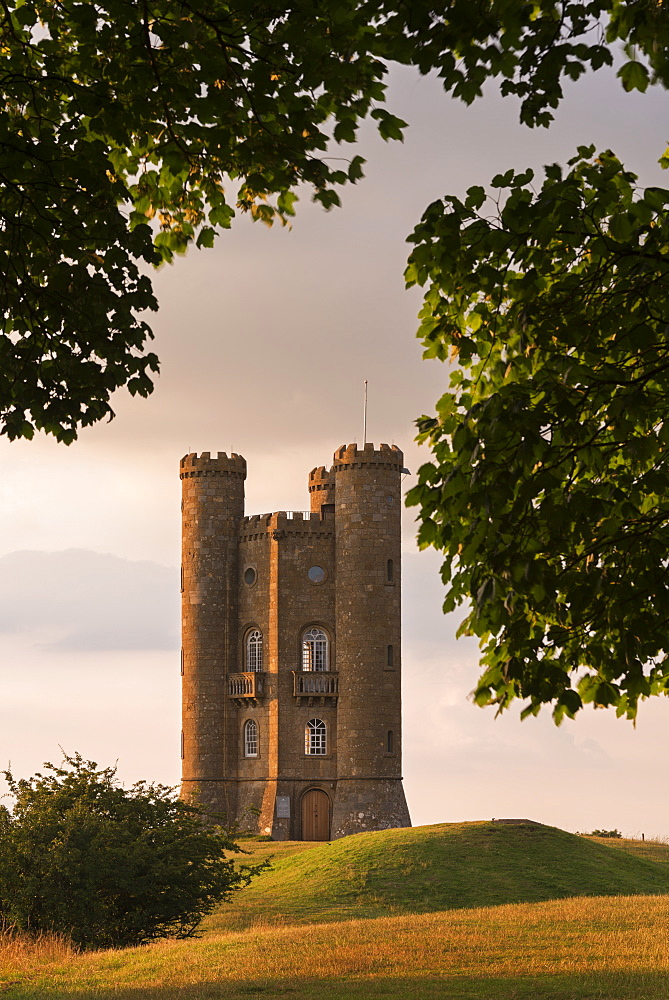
[
  {"xmin": 307, "ymin": 566, "xmax": 326, "ymax": 584},
  {"xmin": 386, "ymin": 495, "xmax": 394, "ymax": 504},
  {"xmin": 244, "ymin": 567, "xmax": 257, "ymax": 586}
]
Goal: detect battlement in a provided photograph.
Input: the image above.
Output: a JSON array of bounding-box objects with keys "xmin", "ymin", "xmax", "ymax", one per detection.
[
  {"xmin": 180, "ymin": 451, "xmax": 247, "ymax": 479},
  {"xmin": 308, "ymin": 466, "xmax": 331, "ymax": 488},
  {"xmin": 239, "ymin": 509, "xmax": 333, "ymax": 539},
  {"xmin": 332, "ymin": 442, "xmax": 403, "ymax": 468}
]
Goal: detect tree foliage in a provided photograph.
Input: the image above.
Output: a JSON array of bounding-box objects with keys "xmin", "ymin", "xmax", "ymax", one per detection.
[
  {"xmin": 2, "ymin": 0, "xmax": 668, "ymax": 440},
  {"xmin": 6, "ymin": 2, "xmax": 669, "ymax": 719},
  {"xmin": 407, "ymin": 148, "xmax": 669, "ymax": 722},
  {"xmin": 0, "ymin": 754, "xmax": 262, "ymax": 949}
]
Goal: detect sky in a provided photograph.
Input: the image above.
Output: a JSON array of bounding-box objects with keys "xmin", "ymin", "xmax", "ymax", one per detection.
[{"xmin": 0, "ymin": 57, "xmax": 668, "ymax": 837}]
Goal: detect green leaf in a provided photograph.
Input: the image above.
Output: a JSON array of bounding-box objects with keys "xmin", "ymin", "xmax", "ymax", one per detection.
[
  {"xmin": 618, "ymin": 61, "xmax": 650, "ymax": 93},
  {"xmin": 196, "ymin": 227, "xmax": 215, "ymax": 249}
]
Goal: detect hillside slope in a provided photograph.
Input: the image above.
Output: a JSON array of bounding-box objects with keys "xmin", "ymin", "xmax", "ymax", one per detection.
[{"xmin": 207, "ymin": 821, "xmax": 669, "ymax": 932}]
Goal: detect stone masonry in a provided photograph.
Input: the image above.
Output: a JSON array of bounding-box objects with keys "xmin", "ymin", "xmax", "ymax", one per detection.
[{"xmin": 180, "ymin": 443, "xmax": 411, "ymax": 840}]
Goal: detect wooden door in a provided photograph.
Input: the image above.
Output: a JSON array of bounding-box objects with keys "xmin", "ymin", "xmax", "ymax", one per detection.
[{"xmin": 301, "ymin": 788, "xmax": 330, "ymax": 841}]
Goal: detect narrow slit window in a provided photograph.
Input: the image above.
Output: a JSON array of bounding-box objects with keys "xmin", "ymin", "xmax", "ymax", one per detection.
[
  {"xmin": 302, "ymin": 627, "xmax": 329, "ymax": 671},
  {"xmin": 246, "ymin": 629, "xmax": 263, "ymax": 672},
  {"xmin": 387, "ymin": 730, "xmax": 394, "ymax": 754},
  {"xmin": 180, "ymin": 730, "xmax": 184, "ymax": 760},
  {"xmin": 305, "ymin": 718, "xmax": 327, "ymax": 755},
  {"xmin": 387, "ymin": 645, "xmax": 394, "ymax": 668},
  {"xmin": 244, "ymin": 719, "xmax": 258, "ymax": 757},
  {"xmin": 387, "ymin": 559, "xmax": 394, "ymax": 583}
]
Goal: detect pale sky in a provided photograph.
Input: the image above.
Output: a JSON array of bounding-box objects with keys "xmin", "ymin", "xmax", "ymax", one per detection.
[{"xmin": 0, "ymin": 62, "xmax": 667, "ymax": 836}]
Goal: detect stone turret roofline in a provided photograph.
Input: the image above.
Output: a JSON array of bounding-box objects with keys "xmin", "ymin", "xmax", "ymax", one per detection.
[
  {"xmin": 180, "ymin": 451, "xmax": 247, "ymax": 478},
  {"xmin": 308, "ymin": 465, "xmax": 330, "ymax": 483},
  {"xmin": 333, "ymin": 442, "xmax": 403, "ymax": 466}
]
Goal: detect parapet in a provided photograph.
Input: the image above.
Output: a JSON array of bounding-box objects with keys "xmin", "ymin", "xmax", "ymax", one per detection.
[
  {"xmin": 180, "ymin": 452, "xmax": 247, "ymax": 479},
  {"xmin": 239, "ymin": 509, "xmax": 332, "ymax": 540},
  {"xmin": 332, "ymin": 442, "xmax": 403, "ymax": 469},
  {"xmin": 308, "ymin": 466, "xmax": 331, "ymax": 489}
]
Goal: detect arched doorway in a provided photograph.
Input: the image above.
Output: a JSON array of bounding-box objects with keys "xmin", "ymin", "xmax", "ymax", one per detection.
[{"xmin": 301, "ymin": 788, "xmax": 330, "ymax": 841}]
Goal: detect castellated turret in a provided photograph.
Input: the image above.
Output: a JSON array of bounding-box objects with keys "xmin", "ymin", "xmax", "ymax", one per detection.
[
  {"xmin": 180, "ymin": 452, "xmax": 246, "ymax": 818},
  {"xmin": 180, "ymin": 444, "xmax": 411, "ymax": 840}
]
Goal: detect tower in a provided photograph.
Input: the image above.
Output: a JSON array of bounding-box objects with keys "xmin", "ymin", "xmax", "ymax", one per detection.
[
  {"xmin": 180, "ymin": 451, "xmax": 246, "ymax": 818},
  {"xmin": 180, "ymin": 443, "xmax": 411, "ymax": 840}
]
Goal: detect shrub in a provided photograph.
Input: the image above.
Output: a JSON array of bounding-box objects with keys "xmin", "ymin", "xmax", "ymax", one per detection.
[
  {"xmin": 588, "ymin": 829, "xmax": 623, "ymax": 839},
  {"xmin": 0, "ymin": 754, "xmax": 264, "ymax": 949}
]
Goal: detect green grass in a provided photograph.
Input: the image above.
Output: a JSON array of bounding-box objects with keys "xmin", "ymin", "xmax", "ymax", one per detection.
[
  {"xmin": 5, "ymin": 822, "xmax": 669, "ymax": 1000},
  {"xmin": 206, "ymin": 820, "xmax": 669, "ymax": 933},
  {"xmin": 586, "ymin": 834, "xmax": 669, "ymax": 866}
]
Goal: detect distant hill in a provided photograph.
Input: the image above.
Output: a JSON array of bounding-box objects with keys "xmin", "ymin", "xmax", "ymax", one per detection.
[{"xmin": 207, "ymin": 821, "xmax": 669, "ymax": 933}]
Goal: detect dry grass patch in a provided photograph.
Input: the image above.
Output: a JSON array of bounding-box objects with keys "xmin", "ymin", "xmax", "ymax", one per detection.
[
  {"xmin": 0, "ymin": 927, "xmax": 76, "ymax": 992},
  {"xmin": 4, "ymin": 894, "xmax": 669, "ymax": 998}
]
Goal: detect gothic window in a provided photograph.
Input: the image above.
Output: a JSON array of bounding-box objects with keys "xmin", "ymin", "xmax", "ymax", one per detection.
[
  {"xmin": 302, "ymin": 627, "xmax": 329, "ymax": 672},
  {"xmin": 244, "ymin": 719, "xmax": 258, "ymax": 757},
  {"xmin": 305, "ymin": 718, "xmax": 327, "ymax": 755},
  {"xmin": 246, "ymin": 628, "xmax": 263, "ymax": 672}
]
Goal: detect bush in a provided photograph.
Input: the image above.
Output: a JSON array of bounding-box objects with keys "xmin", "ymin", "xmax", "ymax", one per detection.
[
  {"xmin": 588, "ymin": 829, "xmax": 623, "ymax": 839},
  {"xmin": 0, "ymin": 754, "xmax": 265, "ymax": 949}
]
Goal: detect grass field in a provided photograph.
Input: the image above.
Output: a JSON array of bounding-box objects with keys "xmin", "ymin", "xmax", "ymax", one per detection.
[
  {"xmin": 206, "ymin": 821, "xmax": 669, "ymax": 932},
  {"xmin": 3, "ymin": 822, "xmax": 669, "ymax": 1000}
]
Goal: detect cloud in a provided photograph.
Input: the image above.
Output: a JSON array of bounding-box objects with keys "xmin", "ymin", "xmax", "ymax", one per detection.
[{"xmin": 0, "ymin": 550, "xmax": 179, "ymax": 651}]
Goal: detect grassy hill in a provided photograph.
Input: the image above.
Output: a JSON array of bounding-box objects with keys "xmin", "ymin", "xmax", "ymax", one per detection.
[
  {"xmin": 206, "ymin": 820, "xmax": 669, "ymax": 933},
  {"xmin": 3, "ymin": 822, "xmax": 669, "ymax": 999}
]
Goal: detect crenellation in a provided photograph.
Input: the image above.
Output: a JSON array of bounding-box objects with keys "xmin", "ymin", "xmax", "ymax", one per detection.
[{"xmin": 180, "ymin": 451, "xmax": 247, "ymax": 479}]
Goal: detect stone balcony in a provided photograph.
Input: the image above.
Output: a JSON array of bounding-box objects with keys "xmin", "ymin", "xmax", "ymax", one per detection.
[
  {"xmin": 292, "ymin": 670, "xmax": 339, "ymax": 707},
  {"xmin": 228, "ymin": 672, "xmax": 263, "ymax": 705}
]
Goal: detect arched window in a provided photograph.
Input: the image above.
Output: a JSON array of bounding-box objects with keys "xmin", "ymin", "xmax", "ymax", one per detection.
[
  {"xmin": 244, "ymin": 719, "xmax": 258, "ymax": 757},
  {"xmin": 302, "ymin": 627, "xmax": 329, "ymax": 672},
  {"xmin": 246, "ymin": 629, "xmax": 263, "ymax": 672},
  {"xmin": 387, "ymin": 730, "xmax": 394, "ymax": 754},
  {"xmin": 305, "ymin": 718, "xmax": 327, "ymax": 755},
  {"xmin": 387, "ymin": 644, "xmax": 394, "ymax": 668},
  {"xmin": 387, "ymin": 559, "xmax": 394, "ymax": 583}
]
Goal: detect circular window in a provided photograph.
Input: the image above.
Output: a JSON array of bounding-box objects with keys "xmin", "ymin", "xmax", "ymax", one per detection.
[
  {"xmin": 244, "ymin": 567, "xmax": 257, "ymax": 586},
  {"xmin": 307, "ymin": 565, "xmax": 326, "ymax": 584},
  {"xmin": 386, "ymin": 495, "xmax": 394, "ymax": 505}
]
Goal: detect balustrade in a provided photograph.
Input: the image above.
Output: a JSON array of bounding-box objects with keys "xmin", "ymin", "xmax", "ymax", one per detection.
[
  {"xmin": 292, "ymin": 671, "xmax": 338, "ymax": 705},
  {"xmin": 228, "ymin": 672, "xmax": 263, "ymax": 703}
]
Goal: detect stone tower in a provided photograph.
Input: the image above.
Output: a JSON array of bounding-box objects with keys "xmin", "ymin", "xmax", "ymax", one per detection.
[{"xmin": 180, "ymin": 443, "xmax": 411, "ymax": 840}]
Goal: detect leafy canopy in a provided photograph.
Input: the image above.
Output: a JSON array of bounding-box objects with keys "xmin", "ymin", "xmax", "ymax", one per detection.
[
  {"xmin": 406, "ymin": 148, "xmax": 669, "ymax": 723},
  {"xmin": 0, "ymin": 753, "xmax": 264, "ymax": 949},
  {"xmin": 2, "ymin": 0, "xmax": 668, "ymax": 441},
  {"xmin": 6, "ymin": 1, "xmax": 669, "ymax": 721}
]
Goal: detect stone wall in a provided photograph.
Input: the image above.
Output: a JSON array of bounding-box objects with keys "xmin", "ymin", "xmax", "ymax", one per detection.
[{"xmin": 181, "ymin": 444, "xmax": 410, "ymax": 840}]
